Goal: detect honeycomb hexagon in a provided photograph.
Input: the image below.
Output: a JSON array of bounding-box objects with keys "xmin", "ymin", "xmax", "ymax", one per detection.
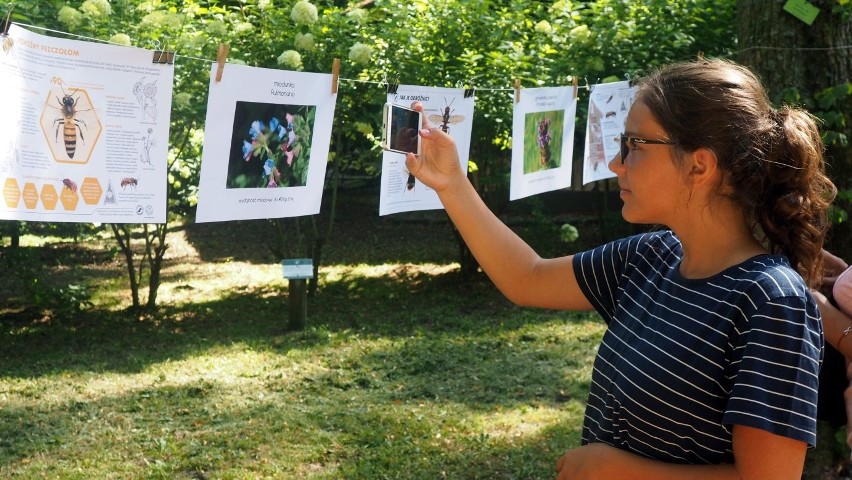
[
  {"xmin": 40, "ymin": 183, "xmax": 59, "ymax": 210},
  {"xmin": 39, "ymin": 86, "xmax": 102, "ymax": 165},
  {"xmin": 22, "ymin": 182, "xmax": 38, "ymax": 209},
  {"xmin": 3, "ymin": 177, "xmax": 20, "ymax": 208},
  {"xmin": 80, "ymin": 177, "xmax": 102, "ymax": 205}
]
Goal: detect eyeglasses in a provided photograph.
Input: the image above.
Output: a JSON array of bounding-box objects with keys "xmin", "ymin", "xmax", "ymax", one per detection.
[{"xmin": 619, "ymin": 134, "xmax": 676, "ymax": 163}]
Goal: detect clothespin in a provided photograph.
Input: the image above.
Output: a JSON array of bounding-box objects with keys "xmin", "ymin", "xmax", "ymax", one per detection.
[
  {"xmin": 215, "ymin": 43, "xmax": 229, "ymax": 82},
  {"xmin": 514, "ymin": 78, "xmax": 521, "ymax": 103},
  {"xmin": 386, "ymin": 82, "xmax": 399, "ymax": 94},
  {"xmin": 2, "ymin": 5, "xmax": 13, "ymax": 36},
  {"xmin": 572, "ymin": 76, "xmax": 578, "ymax": 98},
  {"xmin": 331, "ymin": 58, "xmax": 340, "ymax": 94},
  {"xmin": 151, "ymin": 37, "xmax": 174, "ymax": 64},
  {"xmin": 464, "ymin": 87, "xmax": 475, "ymax": 98}
]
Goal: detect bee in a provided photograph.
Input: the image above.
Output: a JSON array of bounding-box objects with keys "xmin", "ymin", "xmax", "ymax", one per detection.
[
  {"xmin": 428, "ymin": 98, "xmax": 465, "ymax": 134},
  {"xmin": 120, "ymin": 177, "xmax": 138, "ymax": 190},
  {"xmin": 51, "ymin": 87, "xmax": 91, "ymax": 159},
  {"xmin": 62, "ymin": 178, "xmax": 77, "ymax": 193}
]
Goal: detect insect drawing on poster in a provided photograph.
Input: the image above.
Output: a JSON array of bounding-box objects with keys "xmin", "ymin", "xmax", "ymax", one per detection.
[
  {"xmin": 62, "ymin": 177, "xmax": 77, "ymax": 193},
  {"xmin": 428, "ymin": 98, "xmax": 465, "ymax": 134},
  {"xmin": 227, "ymin": 101, "xmax": 317, "ymax": 189},
  {"xmin": 40, "ymin": 78, "xmax": 101, "ymax": 164},
  {"xmin": 49, "ymin": 86, "xmax": 92, "ymax": 159},
  {"xmin": 121, "ymin": 177, "xmax": 138, "ymax": 191}
]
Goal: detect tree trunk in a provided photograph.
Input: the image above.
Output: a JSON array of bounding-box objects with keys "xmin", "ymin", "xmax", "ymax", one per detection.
[
  {"xmin": 737, "ymin": 0, "xmax": 852, "ymax": 259},
  {"xmin": 737, "ymin": 0, "xmax": 852, "ymax": 96}
]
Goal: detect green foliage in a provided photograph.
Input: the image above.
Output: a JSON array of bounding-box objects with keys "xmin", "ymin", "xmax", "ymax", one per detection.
[
  {"xmin": 7, "ymin": 0, "xmax": 739, "ymax": 216},
  {"xmin": 560, "ymin": 223, "xmax": 579, "ymax": 243}
]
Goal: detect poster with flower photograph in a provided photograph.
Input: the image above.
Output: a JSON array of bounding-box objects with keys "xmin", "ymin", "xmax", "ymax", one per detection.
[
  {"xmin": 379, "ymin": 85, "xmax": 475, "ymax": 216},
  {"xmin": 581, "ymin": 80, "xmax": 637, "ymax": 185},
  {"xmin": 195, "ymin": 63, "xmax": 336, "ymax": 223},
  {"xmin": 509, "ymin": 86, "xmax": 577, "ymax": 200}
]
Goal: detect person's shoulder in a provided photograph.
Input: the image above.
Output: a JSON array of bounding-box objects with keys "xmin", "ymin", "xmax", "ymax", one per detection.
[{"xmin": 731, "ymin": 254, "xmax": 808, "ymax": 301}]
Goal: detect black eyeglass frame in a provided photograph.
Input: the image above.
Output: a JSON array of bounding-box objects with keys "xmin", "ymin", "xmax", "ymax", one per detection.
[{"xmin": 619, "ymin": 134, "xmax": 677, "ymax": 164}]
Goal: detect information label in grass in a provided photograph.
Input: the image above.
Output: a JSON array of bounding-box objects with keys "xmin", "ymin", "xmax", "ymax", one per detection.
[{"xmin": 282, "ymin": 258, "xmax": 314, "ymax": 279}]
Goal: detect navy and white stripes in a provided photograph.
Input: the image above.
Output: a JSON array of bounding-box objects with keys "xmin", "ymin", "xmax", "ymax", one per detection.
[{"xmin": 573, "ymin": 231, "xmax": 822, "ymax": 464}]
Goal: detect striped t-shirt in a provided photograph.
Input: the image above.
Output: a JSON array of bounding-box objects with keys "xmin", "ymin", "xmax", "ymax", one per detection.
[{"xmin": 572, "ymin": 230, "xmax": 822, "ymax": 464}]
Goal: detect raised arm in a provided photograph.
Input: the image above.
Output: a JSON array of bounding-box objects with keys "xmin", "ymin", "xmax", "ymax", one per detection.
[{"xmin": 404, "ymin": 103, "xmax": 591, "ymax": 311}]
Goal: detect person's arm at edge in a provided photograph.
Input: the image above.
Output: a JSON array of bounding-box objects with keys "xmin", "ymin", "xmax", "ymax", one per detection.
[{"xmin": 813, "ymin": 289, "xmax": 852, "ymax": 358}]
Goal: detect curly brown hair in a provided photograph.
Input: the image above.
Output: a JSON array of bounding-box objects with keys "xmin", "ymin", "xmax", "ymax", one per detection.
[{"xmin": 636, "ymin": 58, "xmax": 836, "ymax": 286}]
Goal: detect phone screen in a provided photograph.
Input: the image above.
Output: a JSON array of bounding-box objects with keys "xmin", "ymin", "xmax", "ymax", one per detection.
[{"xmin": 387, "ymin": 104, "xmax": 421, "ymax": 153}]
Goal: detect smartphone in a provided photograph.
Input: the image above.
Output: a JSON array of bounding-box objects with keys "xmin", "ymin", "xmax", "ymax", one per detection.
[{"xmin": 381, "ymin": 103, "xmax": 422, "ymax": 155}]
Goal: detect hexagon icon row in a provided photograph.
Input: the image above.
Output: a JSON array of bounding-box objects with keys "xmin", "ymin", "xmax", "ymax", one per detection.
[{"xmin": 3, "ymin": 177, "xmax": 103, "ymax": 210}]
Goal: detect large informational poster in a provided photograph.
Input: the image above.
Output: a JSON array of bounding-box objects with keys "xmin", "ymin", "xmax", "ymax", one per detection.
[
  {"xmin": 582, "ymin": 80, "xmax": 636, "ymax": 185},
  {"xmin": 195, "ymin": 63, "xmax": 337, "ymax": 223},
  {"xmin": 0, "ymin": 24, "xmax": 174, "ymax": 223},
  {"xmin": 379, "ymin": 86, "xmax": 474, "ymax": 216},
  {"xmin": 509, "ymin": 86, "xmax": 577, "ymax": 201}
]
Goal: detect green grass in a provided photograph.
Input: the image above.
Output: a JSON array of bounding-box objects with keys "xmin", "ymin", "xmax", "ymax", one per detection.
[{"xmin": 1, "ymin": 198, "xmax": 607, "ymax": 479}]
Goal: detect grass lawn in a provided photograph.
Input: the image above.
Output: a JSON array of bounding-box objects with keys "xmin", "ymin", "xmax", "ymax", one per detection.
[{"xmin": 0, "ymin": 189, "xmax": 608, "ymax": 479}]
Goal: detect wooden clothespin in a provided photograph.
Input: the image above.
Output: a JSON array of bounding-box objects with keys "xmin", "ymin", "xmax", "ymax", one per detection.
[
  {"xmin": 331, "ymin": 57, "xmax": 340, "ymax": 94},
  {"xmin": 572, "ymin": 76, "xmax": 579, "ymax": 99},
  {"xmin": 2, "ymin": 5, "xmax": 14, "ymax": 36},
  {"xmin": 215, "ymin": 43, "xmax": 230, "ymax": 82},
  {"xmin": 514, "ymin": 78, "xmax": 521, "ymax": 104}
]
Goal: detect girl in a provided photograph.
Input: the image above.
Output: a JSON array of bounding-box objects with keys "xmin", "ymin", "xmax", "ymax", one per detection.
[{"xmin": 404, "ymin": 59, "xmax": 836, "ymax": 479}]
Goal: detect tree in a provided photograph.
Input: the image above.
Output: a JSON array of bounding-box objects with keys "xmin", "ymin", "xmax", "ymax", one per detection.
[{"xmin": 737, "ymin": 0, "xmax": 852, "ymax": 259}]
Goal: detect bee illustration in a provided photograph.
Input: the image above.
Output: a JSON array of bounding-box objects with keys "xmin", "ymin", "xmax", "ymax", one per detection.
[
  {"xmin": 120, "ymin": 177, "xmax": 138, "ymax": 190},
  {"xmin": 62, "ymin": 178, "xmax": 77, "ymax": 193},
  {"xmin": 428, "ymin": 98, "xmax": 465, "ymax": 134},
  {"xmin": 51, "ymin": 87, "xmax": 92, "ymax": 159}
]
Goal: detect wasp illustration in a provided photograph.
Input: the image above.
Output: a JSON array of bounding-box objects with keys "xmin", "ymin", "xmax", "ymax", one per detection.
[
  {"xmin": 428, "ymin": 98, "xmax": 465, "ymax": 134},
  {"xmin": 121, "ymin": 177, "xmax": 138, "ymax": 190},
  {"xmin": 51, "ymin": 87, "xmax": 92, "ymax": 159},
  {"xmin": 62, "ymin": 178, "xmax": 77, "ymax": 193}
]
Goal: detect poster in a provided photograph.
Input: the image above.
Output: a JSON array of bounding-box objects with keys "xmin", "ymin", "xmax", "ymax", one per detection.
[
  {"xmin": 509, "ymin": 86, "xmax": 577, "ymax": 201},
  {"xmin": 582, "ymin": 80, "xmax": 637, "ymax": 185},
  {"xmin": 0, "ymin": 24, "xmax": 173, "ymax": 223},
  {"xmin": 195, "ymin": 63, "xmax": 336, "ymax": 223},
  {"xmin": 379, "ymin": 85, "xmax": 474, "ymax": 216}
]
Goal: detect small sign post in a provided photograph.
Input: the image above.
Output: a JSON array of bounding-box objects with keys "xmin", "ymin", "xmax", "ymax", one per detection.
[{"xmin": 282, "ymin": 258, "xmax": 314, "ymax": 330}]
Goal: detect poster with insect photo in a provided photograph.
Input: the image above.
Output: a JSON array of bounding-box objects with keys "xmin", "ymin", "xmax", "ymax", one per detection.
[
  {"xmin": 379, "ymin": 85, "xmax": 475, "ymax": 216},
  {"xmin": 582, "ymin": 80, "xmax": 637, "ymax": 185},
  {"xmin": 195, "ymin": 63, "xmax": 336, "ymax": 223},
  {"xmin": 509, "ymin": 86, "xmax": 577, "ymax": 201},
  {"xmin": 0, "ymin": 24, "xmax": 173, "ymax": 223}
]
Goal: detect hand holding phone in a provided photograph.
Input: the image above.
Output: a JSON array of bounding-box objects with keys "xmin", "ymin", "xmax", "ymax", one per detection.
[{"xmin": 381, "ymin": 103, "xmax": 422, "ymax": 155}]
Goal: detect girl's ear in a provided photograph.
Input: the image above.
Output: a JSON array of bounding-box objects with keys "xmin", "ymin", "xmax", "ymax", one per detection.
[{"xmin": 688, "ymin": 147, "xmax": 719, "ymax": 187}]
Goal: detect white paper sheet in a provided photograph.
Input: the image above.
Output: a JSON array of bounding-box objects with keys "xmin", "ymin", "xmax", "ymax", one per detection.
[
  {"xmin": 195, "ymin": 63, "xmax": 336, "ymax": 223},
  {"xmin": 379, "ymin": 86, "xmax": 474, "ymax": 216},
  {"xmin": 509, "ymin": 86, "xmax": 577, "ymax": 201},
  {"xmin": 0, "ymin": 24, "xmax": 173, "ymax": 223},
  {"xmin": 581, "ymin": 80, "xmax": 637, "ymax": 185}
]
